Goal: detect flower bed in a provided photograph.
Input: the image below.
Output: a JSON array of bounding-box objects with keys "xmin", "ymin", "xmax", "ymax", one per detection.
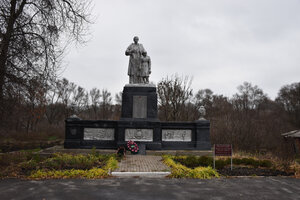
[
  {"xmin": 30, "ymin": 156, "xmax": 118, "ymax": 179},
  {"xmin": 0, "ymin": 152, "xmax": 118, "ymax": 179},
  {"xmin": 163, "ymin": 155, "xmax": 219, "ymax": 179},
  {"xmin": 172, "ymin": 155, "xmax": 294, "ymax": 177}
]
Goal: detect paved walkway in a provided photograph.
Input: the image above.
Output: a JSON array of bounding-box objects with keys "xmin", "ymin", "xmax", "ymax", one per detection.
[{"xmin": 114, "ymin": 155, "xmax": 170, "ymax": 172}]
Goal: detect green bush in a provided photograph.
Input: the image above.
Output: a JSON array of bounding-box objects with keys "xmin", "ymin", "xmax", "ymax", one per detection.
[
  {"xmin": 163, "ymin": 155, "xmax": 219, "ymax": 179},
  {"xmin": 47, "ymin": 136, "xmax": 57, "ymax": 141},
  {"xmin": 1, "ymin": 152, "xmax": 119, "ymax": 179},
  {"xmin": 19, "ymin": 153, "xmax": 114, "ymax": 172},
  {"xmin": 173, "ymin": 155, "xmax": 273, "ymax": 169},
  {"xmin": 0, "ymin": 152, "xmax": 33, "ymax": 167},
  {"xmin": 39, "ymin": 153, "xmax": 109, "ymax": 170},
  {"xmin": 30, "ymin": 155, "xmax": 118, "ymax": 179},
  {"xmin": 174, "ymin": 156, "xmax": 213, "ymax": 168},
  {"xmin": 20, "ymin": 148, "xmax": 41, "ymax": 153},
  {"xmin": 20, "ymin": 159, "xmax": 39, "ymax": 170},
  {"xmin": 30, "ymin": 168, "xmax": 108, "ymax": 179},
  {"xmin": 258, "ymin": 160, "xmax": 272, "ymax": 168}
]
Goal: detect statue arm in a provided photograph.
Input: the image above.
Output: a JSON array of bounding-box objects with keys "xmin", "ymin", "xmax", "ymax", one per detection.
[{"xmin": 125, "ymin": 44, "xmax": 132, "ymax": 56}]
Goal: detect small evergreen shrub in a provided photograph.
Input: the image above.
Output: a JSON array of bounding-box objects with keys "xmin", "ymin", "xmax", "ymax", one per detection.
[
  {"xmin": 163, "ymin": 155, "xmax": 219, "ymax": 179},
  {"xmin": 29, "ymin": 155, "xmax": 118, "ymax": 179},
  {"xmin": 21, "ymin": 153, "xmax": 111, "ymax": 171},
  {"xmin": 30, "ymin": 168, "xmax": 108, "ymax": 179},
  {"xmin": 173, "ymin": 155, "xmax": 273, "ymax": 169}
]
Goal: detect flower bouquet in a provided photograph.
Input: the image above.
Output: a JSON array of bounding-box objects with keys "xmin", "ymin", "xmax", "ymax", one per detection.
[{"xmin": 127, "ymin": 140, "xmax": 139, "ymax": 154}]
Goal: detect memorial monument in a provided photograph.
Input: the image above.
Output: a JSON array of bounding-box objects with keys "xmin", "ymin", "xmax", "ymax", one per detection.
[{"xmin": 64, "ymin": 36, "xmax": 211, "ymax": 151}]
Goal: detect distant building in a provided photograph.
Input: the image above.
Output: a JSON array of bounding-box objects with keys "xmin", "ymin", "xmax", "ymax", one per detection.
[{"xmin": 282, "ymin": 130, "xmax": 300, "ymax": 154}]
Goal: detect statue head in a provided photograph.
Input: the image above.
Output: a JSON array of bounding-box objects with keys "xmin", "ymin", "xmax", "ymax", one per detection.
[
  {"xmin": 142, "ymin": 51, "xmax": 147, "ymax": 56},
  {"xmin": 133, "ymin": 36, "xmax": 139, "ymax": 44},
  {"xmin": 198, "ymin": 105, "xmax": 206, "ymax": 120}
]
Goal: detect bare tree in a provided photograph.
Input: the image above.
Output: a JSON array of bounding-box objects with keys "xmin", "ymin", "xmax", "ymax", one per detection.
[
  {"xmin": 99, "ymin": 89, "xmax": 112, "ymax": 119},
  {"xmin": 232, "ymin": 82, "xmax": 267, "ymax": 111},
  {"xmin": 72, "ymin": 86, "xmax": 88, "ymax": 115},
  {"xmin": 115, "ymin": 91, "xmax": 122, "ymax": 105},
  {"xmin": 23, "ymin": 77, "xmax": 46, "ymax": 133},
  {"xmin": 0, "ymin": 0, "xmax": 92, "ymax": 119},
  {"xmin": 89, "ymin": 88, "xmax": 101, "ymax": 119},
  {"xmin": 276, "ymin": 82, "xmax": 300, "ymax": 128},
  {"xmin": 157, "ymin": 75, "xmax": 193, "ymax": 121},
  {"xmin": 112, "ymin": 91, "xmax": 122, "ymax": 120},
  {"xmin": 45, "ymin": 79, "xmax": 65, "ymax": 125}
]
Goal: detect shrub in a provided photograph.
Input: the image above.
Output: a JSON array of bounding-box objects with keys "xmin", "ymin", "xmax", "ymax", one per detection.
[
  {"xmin": 173, "ymin": 156, "xmax": 213, "ymax": 168},
  {"xmin": 163, "ymin": 155, "xmax": 219, "ymax": 179},
  {"xmin": 173, "ymin": 155, "xmax": 273, "ymax": 170},
  {"xmin": 20, "ymin": 159, "xmax": 39, "ymax": 170},
  {"xmin": 0, "ymin": 152, "xmax": 33, "ymax": 167},
  {"xmin": 38, "ymin": 153, "xmax": 109, "ymax": 170},
  {"xmin": 29, "ymin": 155, "xmax": 118, "ymax": 179},
  {"xmin": 30, "ymin": 168, "xmax": 108, "ymax": 179}
]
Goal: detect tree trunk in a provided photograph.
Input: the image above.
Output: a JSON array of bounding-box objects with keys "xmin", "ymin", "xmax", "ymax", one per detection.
[
  {"xmin": 0, "ymin": 0, "xmax": 26, "ymax": 104},
  {"xmin": 0, "ymin": 0, "xmax": 17, "ymax": 106}
]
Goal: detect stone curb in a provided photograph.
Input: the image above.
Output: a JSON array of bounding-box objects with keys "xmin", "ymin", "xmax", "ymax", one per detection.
[{"xmin": 111, "ymin": 171, "xmax": 171, "ymax": 177}]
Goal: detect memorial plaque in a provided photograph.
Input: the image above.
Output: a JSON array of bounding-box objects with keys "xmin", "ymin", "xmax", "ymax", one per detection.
[
  {"xmin": 162, "ymin": 129, "xmax": 192, "ymax": 142},
  {"xmin": 84, "ymin": 128, "xmax": 114, "ymax": 141},
  {"xmin": 125, "ymin": 129, "xmax": 153, "ymax": 141},
  {"xmin": 133, "ymin": 96, "xmax": 147, "ymax": 118}
]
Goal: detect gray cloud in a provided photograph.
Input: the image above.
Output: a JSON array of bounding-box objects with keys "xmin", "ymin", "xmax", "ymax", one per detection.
[{"xmin": 62, "ymin": 0, "xmax": 300, "ymax": 99}]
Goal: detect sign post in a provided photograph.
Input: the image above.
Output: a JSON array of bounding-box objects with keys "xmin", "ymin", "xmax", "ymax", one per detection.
[{"xmin": 214, "ymin": 144, "xmax": 233, "ymax": 170}]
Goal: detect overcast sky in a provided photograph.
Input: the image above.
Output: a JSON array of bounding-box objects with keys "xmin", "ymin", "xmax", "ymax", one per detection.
[{"xmin": 62, "ymin": 0, "xmax": 300, "ymax": 100}]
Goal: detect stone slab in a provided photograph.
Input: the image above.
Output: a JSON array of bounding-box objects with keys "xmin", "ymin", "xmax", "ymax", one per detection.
[
  {"xmin": 138, "ymin": 143, "xmax": 146, "ymax": 155},
  {"xmin": 162, "ymin": 129, "xmax": 192, "ymax": 142},
  {"xmin": 125, "ymin": 129, "xmax": 153, "ymax": 142},
  {"xmin": 133, "ymin": 96, "xmax": 147, "ymax": 118},
  {"xmin": 84, "ymin": 128, "xmax": 114, "ymax": 141}
]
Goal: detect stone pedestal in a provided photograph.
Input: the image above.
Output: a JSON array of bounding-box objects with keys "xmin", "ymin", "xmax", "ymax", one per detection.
[
  {"xmin": 195, "ymin": 120, "xmax": 211, "ymax": 150},
  {"xmin": 121, "ymin": 84, "xmax": 158, "ymax": 120}
]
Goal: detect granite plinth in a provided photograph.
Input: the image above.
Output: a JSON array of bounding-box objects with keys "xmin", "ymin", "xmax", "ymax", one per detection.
[{"xmin": 121, "ymin": 85, "xmax": 158, "ymax": 120}]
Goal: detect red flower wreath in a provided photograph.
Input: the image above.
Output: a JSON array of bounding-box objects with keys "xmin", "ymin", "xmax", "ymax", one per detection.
[{"xmin": 127, "ymin": 140, "xmax": 139, "ymax": 154}]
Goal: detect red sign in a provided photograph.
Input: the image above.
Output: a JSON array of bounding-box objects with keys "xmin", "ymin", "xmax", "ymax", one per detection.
[{"xmin": 215, "ymin": 144, "xmax": 232, "ymax": 156}]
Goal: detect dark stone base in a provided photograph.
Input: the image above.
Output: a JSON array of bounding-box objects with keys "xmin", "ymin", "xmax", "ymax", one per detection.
[
  {"xmin": 138, "ymin": 143, "xmax": 146, "ymax": 155},
  {"xmin": 121, "ymin": 85, "xmax": 158, "ymax": 120},
  {"xmin": 64, "ymin": 118, "xmax": 211, "ymax": 150}
]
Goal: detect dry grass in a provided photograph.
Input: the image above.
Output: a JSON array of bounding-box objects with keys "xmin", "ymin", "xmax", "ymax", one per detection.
[{"xmin": 233, "ymin": 151, "xmax": 297, "ymax": 175}]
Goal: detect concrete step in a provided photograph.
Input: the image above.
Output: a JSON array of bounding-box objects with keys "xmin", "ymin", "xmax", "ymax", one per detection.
[{"xmin": 111, "ymin": 171, "xmax": 171, "ymax": 178}]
